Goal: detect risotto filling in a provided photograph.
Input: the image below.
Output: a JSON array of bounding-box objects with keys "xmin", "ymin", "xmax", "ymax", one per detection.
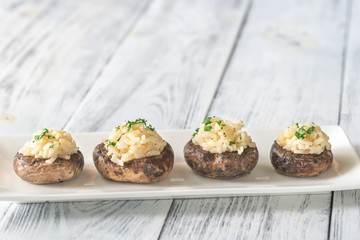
[{"xmin": 192, "ymin": 116, "xmax": 256, "ymax": 154}]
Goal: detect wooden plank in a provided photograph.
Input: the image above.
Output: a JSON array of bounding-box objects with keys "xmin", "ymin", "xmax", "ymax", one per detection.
[
  {"xmin": 0, "ymin": 0, "xmax": 151, "ymax": 228},
  {"xmin": 161, "ymin": 195, "xmax": 330, "ymax": 239},
  {"xmin": 160, "ymin": 0, "xmax": 348, "ymax": 239},
  {"xmin": 0, "ymin": 0, "xmax": 151, "ymax": 133},
  {"xmin": 331, "ymin": 191, "xmax": 360, "ymax": 240},
  {"xmin": 209, "ymin": 0, "xmax": 346, "ymax": 128},
  {"xmin": 330, "ymin": 0, "xmax": 360, "ymax": 239},
  {"xmin": 0, "ymin": 0, "xmax": 251, "ymax": 239},
  {"xmin": 0, "ymin": 202, "xmax": 12, "ymax": 220},
  {"xmin": 64, "ymin": 0, "xmax": 251, "ymax": 132},
  {"xmin": 0, "ymin": 200, "xmax": 171, "ymax": 240},
  {"xmin": 0, "ymin": 0, "xmax": 54, "ymax": 54}
]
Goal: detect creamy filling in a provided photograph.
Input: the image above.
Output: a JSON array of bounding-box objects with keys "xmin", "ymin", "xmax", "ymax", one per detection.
[
  {"xmin": 104, "ymin": 119, "xmax": 166, "ymax": 166},
  {"xmin": 192, "ymin": 116, "xmax": 256, "ymax": 154},
  {"xmin": 19, "ymin": 129, "xmax": 79, "ymax": 164},
  {"xmin": 276, "ymin": 122, "xmax": 331, "ymax": 154}
]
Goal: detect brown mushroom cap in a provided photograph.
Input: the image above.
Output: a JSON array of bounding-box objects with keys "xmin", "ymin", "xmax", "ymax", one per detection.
[
  {"xmin": 13, "ymin": 151, "xmax": 84, "ymax": 184},
  {"xmin": 93, "ymin": 142, "xmax": 174, "ymax": 183},
  {"xmin": 183, "ymin": 140, "xmax": 259, "ymax": 179},
  {"xmin": 270, "ymin": 141, "xmax": 333, "ymax": 177}
]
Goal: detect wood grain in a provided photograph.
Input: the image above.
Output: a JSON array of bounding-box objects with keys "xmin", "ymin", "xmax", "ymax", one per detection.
[
  {"xmin": 0, "ymin": 0, "xmax": 252, "ymax": 239},
  {"xmin": 209, "ymin": 0, "xmax": 347, "ymax": 128},
  {"xmin": 0, "ymin": 0, "xmax": 151, "ymax": 229},
  {"xmin": 0, "ymin": 200, "xmax": 172, "ymax": 240},
  {"xmin": 331, "ymin": 191, "xmax": 360, "ymax": 240},
  {"xmin": 161, "ymin": 0, "xmax": 348, "ymax": 239},
  {"xmin": 0, "ymin": 0, "xmax": 151, "ymax": 133},
  {"xmin": 0, "ymin": 202, "xmax": 12, "ymax": 220},
  {"xmin": 64, "ymin": 0, "xmax": 251, "ymax": 132},
  {"xmin": 330, "ymin": 0, "xmax": 360, "ymax": 239},
  {"xmin": 161, "ymin": 195, "xmax": 330, "ymax": 240}
]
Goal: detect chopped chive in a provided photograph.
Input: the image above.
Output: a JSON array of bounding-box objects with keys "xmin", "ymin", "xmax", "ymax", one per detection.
[
  {"xmin": 306, "ymin": 126, "xmax": 315, "ymax": 134},
  {"xmin": 125, "ymin": 118, "xmax": 155, "ymax": 132},
  {"xmin": 202, "ymin": 117, "xmax": 212, "ymax": 125},
  {"xmin": 204, "ymin": 125, "xmax": 212, "ymax": 131},
  {"xmin": 117, "ymin": 133, "xmax": 125, "ymax": 141},
  {"xmin": 295, "ymin": 123, "xmax": 315, "ymax": 139},
  {"xmin": 106, "ymin": 140, "xmax": 116, "ymax": 147},
  {"xmin": 148, "ymin": 124, "xmax": 155, "ymax": 131},
  {"xmin": 192, "ymin": 128, "xmax": 200, "ymax": 137}
]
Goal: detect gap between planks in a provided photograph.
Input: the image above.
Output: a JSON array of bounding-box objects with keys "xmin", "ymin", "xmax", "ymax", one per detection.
[
  {"xmin": 157, "ymin": 0, "xmax": 253, "ymax": 238},
  {"xmin": 61, "ymin": 0, "xmax": 155, "ymax": 130}
]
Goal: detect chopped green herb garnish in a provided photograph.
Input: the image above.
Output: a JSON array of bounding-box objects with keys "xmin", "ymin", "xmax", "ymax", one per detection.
[
  {"xmin": 33, "ymin": 128, "xmax": 49, "ymax": 142},
  {"xmin": 223, "ymin": 132, "xmax": 226, "ymax": 137},
  {"xmin": 32, "ymin": 128, "xmax": 55, "ymax": 142},
  {"xmin": 193, "ymin": 128, "xmax": 200, "ymax": 137},
  {"xmin": 204, "ymin": 125, "xmax": 212, "ymax": 131},
  {"xmin": 295, "ymin": 124, "xmax": 315, "ymax": 139},
  {"xmin": 307, "ymin": 126, "xmax": 315, "ymax": 133},
  {"xmin": 216, "ymin": 120, "xmax": 222, "ymax": 126},
  {"xmin": 49, "ymin": 144, "xmax": 55, "ymax": 148},
  {"xmin": 14, "ymin": 152, "xmax": 19, "ymax": 158},
  {"xmin": 239, "ymin": 135, "xmax": 242, "ymax": 140},
  {"xmin": 148, "ymin": 124, "xmax": 155, "ymax": 131},
  {"xmin": 106, "ymin": 140, "xmax": 116, "ymax": 147},
  {"xmin": 203, "ymin": 119, "xmax": 212, "ymax": 125},
  {"xmin": 203, "ymin": 117, "xmax": 212, "ymax": 125},
  {"xmin": 115, "ymin": 126, "xmax": 121, "ymax": 131},
  {"xmin": 229, "ymin": 141, "xmax": 236, "ymax": 146},
  {"xmin": 59, "ymin": 142, "xmax": 61, "ymax": 146},
  {"xmin": 125, "ymin": 118, "xmax": 155, "ymax": 132},
  {"xmin": 117, "ymin": 133, "xmax": 125, "ymax": 141}
]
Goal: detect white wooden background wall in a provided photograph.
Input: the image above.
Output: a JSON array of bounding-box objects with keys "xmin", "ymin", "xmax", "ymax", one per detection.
[{"xmin": 0, "ymin": 0, "xmax": 359, "ymax": 239}]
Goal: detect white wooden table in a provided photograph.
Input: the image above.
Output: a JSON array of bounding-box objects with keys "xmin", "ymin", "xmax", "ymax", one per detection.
[{"xmin": 0, "ymin": 0, "xmax": 359, "ymax": 239}]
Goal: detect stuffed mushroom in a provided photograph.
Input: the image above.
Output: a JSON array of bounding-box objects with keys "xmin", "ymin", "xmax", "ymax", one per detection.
[
  {"xmin": 93, "ymin": 119, "xmax": 174, "ymax": 183},
  {"xmin": 270, "ymin": 122, "xmax": 333, "ymax": 177},
  {"xmin": 184, "ymin": 117, "xmax": 258, "ymax": 179},
  {"xmin": 14, "ymin": 128, "xmax": 84, "ymax": 184}
]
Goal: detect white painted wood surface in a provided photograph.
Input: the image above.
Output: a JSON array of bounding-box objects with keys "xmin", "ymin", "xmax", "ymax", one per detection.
[
  {"xmin": 161, "ymin": 195, "xmax": 330, "ymax": 240},
  {"xmin": 0, "ymin": 0, "xmax": 252, "ymax": 239},
  {"xmin": 330, "ymin": 0, "xmax": 360, "ymax": 239},
  {"xmin": 161, "ymin": 0, "xmax": 348, "ymax": 239},
  {"xmin": 64, "ymin": 0, "xmax": 251, "ymax": 131},
  {"xmin": 0, "ymin": 0, "xmax": 153, "ymax": 235},
  {"xmin": 209, "ymin": 0, "xmax": 347, "ymax": 127},
  {"xmin": 0, "ymin": 0, "xmax": 151, "ymax": 133},
  {"xmin": 0, "ymin": 200, "xmax": 171, "ymax": 240},
  {"xmin": 0, "ymin": 0, "xmax": 358, "ymax": 239}
]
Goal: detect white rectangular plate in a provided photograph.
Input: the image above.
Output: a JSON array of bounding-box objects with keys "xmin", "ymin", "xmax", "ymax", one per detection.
[{"xmin": 0, "ymin": 126, "xmax": 359, "ymax": 202}]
